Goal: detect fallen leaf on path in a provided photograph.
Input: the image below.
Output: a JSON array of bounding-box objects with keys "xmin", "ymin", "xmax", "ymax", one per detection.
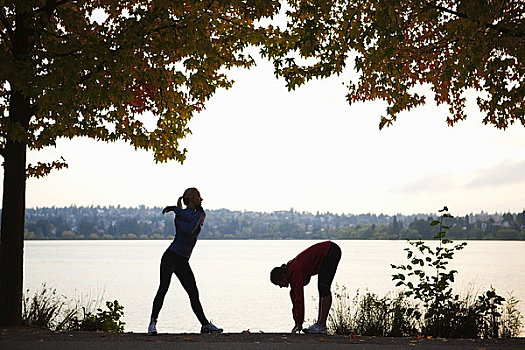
[{"xmin": 242, "ymin": 329, "xmax": 251, "ymax": 333}]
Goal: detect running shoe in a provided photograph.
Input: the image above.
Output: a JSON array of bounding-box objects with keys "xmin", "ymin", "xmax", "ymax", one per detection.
[
  {"xmin": 147, "ymin": 319, "xmax": 157, "ymax": 336},
  {"xmin": 201, "ymin": 322, "xmax": 223, "ymax": 334},
  {"xmin": 303, "ymin": 322, "xmax": 327, "ymax": 334}
]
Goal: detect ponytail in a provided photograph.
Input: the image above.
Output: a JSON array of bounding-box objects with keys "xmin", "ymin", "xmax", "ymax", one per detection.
[{"xmin": 177, "ymin": 196, "xmax": 184, "ymax": 208}]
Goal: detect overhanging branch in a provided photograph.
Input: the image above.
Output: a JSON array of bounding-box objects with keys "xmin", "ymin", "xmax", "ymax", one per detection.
[{"xmin": 425, "ymin": 1, "xmax": 524, "ymax": 38}]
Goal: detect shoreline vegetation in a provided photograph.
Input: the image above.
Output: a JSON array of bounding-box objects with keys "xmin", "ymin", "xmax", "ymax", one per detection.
[
  {"xmin": 22, "ymin": 282, "xmax": 523, "ymax": 338},
  {"xmin": 17, "ymin": 206, "xmax": 525, "ymax": 241},
  {"xmin": 20, "ymin": 208, "xmax": 524, "ymax": 338},
  {"xmin": 326, "ymin": 208, "xmax": 523, "ymax": 339},
  {"xmin": 22, "ymin": 285, "xmax": 125, "ymax": 333}
]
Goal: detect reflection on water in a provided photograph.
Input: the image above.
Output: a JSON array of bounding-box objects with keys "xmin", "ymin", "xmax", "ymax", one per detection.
[{"xmin": 24, "ymin": 240, "xmax": 525, "ymax": 333}]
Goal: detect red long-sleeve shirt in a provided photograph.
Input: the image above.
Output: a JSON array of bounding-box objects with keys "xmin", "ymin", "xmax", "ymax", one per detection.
[{"xmin": 287, "ymin": 241, "xmax": 331, "ymax": 324}]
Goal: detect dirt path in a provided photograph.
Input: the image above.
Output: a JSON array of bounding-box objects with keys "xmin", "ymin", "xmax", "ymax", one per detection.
[{"xmin": 2, "ymin": 327, "xmax": 525, "ymax": 350}]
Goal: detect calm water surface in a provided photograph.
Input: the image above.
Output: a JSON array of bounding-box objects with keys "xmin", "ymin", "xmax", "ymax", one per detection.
[{"xmin": 24, "ymin": 240, "xmax": 525, "ymax": 333}]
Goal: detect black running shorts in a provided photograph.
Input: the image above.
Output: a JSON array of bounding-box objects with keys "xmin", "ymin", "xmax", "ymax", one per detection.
[{"xmin": 318, "ymin": 242, "xmax": 342, "ymax": 297}]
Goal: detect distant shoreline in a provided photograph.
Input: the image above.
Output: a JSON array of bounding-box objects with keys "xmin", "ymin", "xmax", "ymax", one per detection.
[{"xmin": 21, "ymin": 206, "xmax": 525, "ymax": 241}]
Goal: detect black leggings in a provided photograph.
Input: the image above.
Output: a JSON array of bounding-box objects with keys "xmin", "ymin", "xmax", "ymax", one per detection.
[
  {"xmin": 318, "ymin": 242, "xmax": 342, "ymax": 297},
  {"xmin": 151, "ymin": 249, "xmax": 208, "ymax": 325}
]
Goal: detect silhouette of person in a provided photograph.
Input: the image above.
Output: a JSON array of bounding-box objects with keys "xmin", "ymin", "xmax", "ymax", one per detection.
[
  {"xmin": 270, "ymin": 240, "xmax": 341, "ymax": 334},
  {"xmin": 148, "ymin": 187, "xmax": 222, "ymax": 335}
]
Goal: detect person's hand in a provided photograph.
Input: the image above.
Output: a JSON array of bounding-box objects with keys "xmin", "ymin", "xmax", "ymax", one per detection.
[
  {"xmin": 291, "ymin": 323, "xmax": 302, "ymax": 334},
  {"xmin": 162, "ymin": 206, "xmax": 172, "ymax": 215}
]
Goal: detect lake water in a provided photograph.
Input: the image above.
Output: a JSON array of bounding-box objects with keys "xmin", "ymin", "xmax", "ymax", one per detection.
[{"xmin": 24, "ymin": 240, "xmax": 525, "ymax": 334}]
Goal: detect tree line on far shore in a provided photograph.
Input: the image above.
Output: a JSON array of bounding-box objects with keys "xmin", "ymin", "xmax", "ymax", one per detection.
[{"xmin": 18, "ymin": 206, "xmax": 525, "ymax": 241}]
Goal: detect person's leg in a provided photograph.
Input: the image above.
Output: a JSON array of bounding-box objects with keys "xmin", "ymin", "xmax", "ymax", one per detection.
[
  {"xmin": 173, "ymin": 255, "xmax": 209, "ymax": 326},
  {"xmin": 318, "ymin": 293, "xmax": 332, "ymax": 326},
  {"xmin": 151, "ymin": 250, "xmax": 176, "ymax": 321},
  {"xmin": 317, "ymin": 242, "xmax": 342, "ymax": 327}
]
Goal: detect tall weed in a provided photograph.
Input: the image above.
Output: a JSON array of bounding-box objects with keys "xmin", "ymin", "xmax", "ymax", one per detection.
[{"xmin": 328, "ymin": 285, "xmax": 419, "ymax": 336}]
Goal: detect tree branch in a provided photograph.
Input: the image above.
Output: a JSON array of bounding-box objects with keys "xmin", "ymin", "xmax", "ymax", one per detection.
[
  {"xmin": 42, "ymin": 27, "xmax": 73, "ymax": 39},
  {"xmin": 0, "ymin": 7, "xmax": 15, "ymax": 44},
  {"xmin": 34, "ymin": 0, "xmax": 72, "ymax": 15},
  {"xmin": 153, "ymin": 1, "xmax": 214, "ymax": 34},
  {"xmin": 424, "ymin": 1, "xmax": 524, "ymax": 38}
]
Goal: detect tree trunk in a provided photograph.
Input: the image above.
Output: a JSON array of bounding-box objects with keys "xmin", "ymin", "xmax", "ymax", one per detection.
[
  {"xmin": 0, "ymin": 92, "xmax": 29, "ymax": 327},
  {"xmin": 0, "ymin": 7, "xmax": 32, "ymax": 326}
]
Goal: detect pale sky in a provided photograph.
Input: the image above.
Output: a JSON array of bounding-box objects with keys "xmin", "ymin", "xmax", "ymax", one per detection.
[{"xmin": 6, "ymin": 53, "xmax": 525, "ymax": 216}]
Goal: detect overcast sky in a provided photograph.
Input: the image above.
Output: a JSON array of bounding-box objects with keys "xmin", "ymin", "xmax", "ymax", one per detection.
[{"xmin": 7, "ymin": 53, "xmax": 524, "ymax": 216}]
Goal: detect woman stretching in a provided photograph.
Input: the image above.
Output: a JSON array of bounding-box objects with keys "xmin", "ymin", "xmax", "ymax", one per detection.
[
  {"xmin": 270, "ymin": 240, "xmax": 341, "ymax": 334},
  {"xmin": 148, "ymin": 187, "xmax": 222, "ymax": 335}
]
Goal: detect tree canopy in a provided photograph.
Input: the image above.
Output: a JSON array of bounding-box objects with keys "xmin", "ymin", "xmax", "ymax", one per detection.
[
  {"xmin": 263, "ymin": 0, "xmax": 524, "ymax": 129},
  {"xmin": 0, "ymin": 0, "xmax": 281, "ymax": 171}
]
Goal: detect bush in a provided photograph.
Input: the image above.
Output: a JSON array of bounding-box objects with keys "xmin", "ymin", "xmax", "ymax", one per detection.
[
  {"xmin": 502, "ymin": 294, "xmax": 524, "ymax": 337},
  {"xmin": 22, "ymin": 284, "xmax": 126, "ymax": 332},
  {"xmin": 391, "ymin": 207, "xmax": 522, "ymax": 338},
  {"xmin": 71, "ymin": 300, "xmax": 125, "ymax": 332}
]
